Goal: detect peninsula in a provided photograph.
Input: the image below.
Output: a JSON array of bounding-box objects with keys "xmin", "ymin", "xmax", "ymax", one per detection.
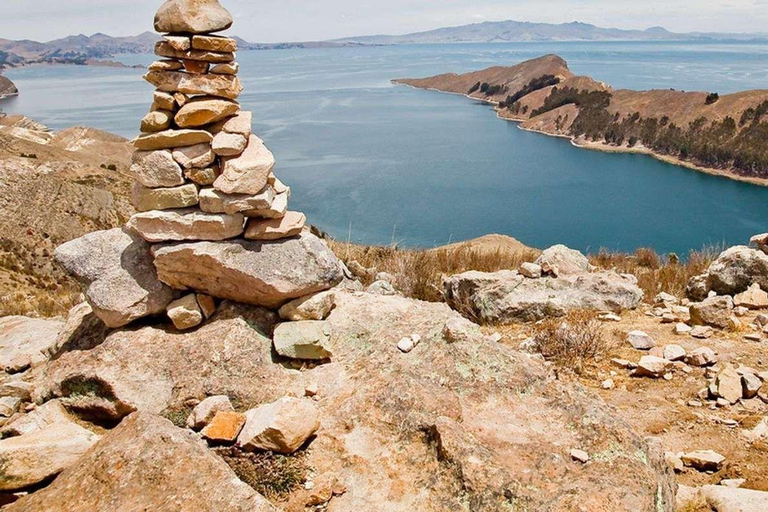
[
  {"xmin": 395, "ymin": 55, "xmax": 768, "ymax": 184},
  {"xmin": 0, "ymin": 75, "xmax": 17, "ymax": 99}
]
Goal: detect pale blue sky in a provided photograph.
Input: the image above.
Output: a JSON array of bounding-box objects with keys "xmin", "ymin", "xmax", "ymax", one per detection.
[{"xmin": 1, "ymin": 0, "xmax": 766, "ymax": 43}]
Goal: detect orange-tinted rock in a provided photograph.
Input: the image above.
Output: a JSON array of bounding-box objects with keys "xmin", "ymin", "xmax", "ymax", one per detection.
[{"xmin": 201, "ymin": 411, "xmax": 246, "ymax": 443}]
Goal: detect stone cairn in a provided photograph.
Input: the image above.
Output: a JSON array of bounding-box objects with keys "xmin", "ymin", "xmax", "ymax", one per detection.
[{"xmin": 81, "ymin": 0, "xmax": 341, "ymax": 331}]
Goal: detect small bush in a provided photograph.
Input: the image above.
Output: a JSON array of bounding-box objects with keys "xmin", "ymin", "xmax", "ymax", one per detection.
[
  {"xmin": 214, "ymin": 447, "xmax": 308, "ymax": 500},
  {"xmin": 531, "ymin": 311, "xmax": 611, "ymax": 371},
  {"xmin": 705, "ymin": 92, "xmax": 719, "ymax": 105}
]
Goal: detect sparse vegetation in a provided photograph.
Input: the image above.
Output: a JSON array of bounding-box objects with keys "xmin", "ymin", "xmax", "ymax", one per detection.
[
  {"xmin": 213, "ymin": 447, "xmax": 309, "ymax": 500},
  {"xmin": 531, "ymin": 310, "xmax": 612, "ymax": 371},
  {"xmin": 499, "ymin": 74, "xmax": 561, "ymax": 109},
  {"xmin": 468, "ymin": 82, "xmax": 481, "ymax": 94},
  {"xmin": 705, "ymin": 92, "xmax": 720, "ymax": 105}
]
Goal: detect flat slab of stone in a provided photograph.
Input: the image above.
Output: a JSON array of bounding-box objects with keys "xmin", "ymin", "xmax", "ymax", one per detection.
[
  {"xmin": 4, "ymin": 413, "xmax": 276, "ymax": 512},
  {"xmin": 192, "ymin": 35, "xmax": 238, "ymax": 52},
  {"xmin": 172, "ymin": 143, "xmax": 215, "ymax": 169},
  {"xmin": 148, "ymin": 60, "xmax": 184, "ymax": 71},
  {"xmin": 130, "ymin": 150, "xmax": 184, "ymax": 188},
  {"xmin": 127, "ymin": 209, "xmax": 245, "ymax": 243},
  {"xmin": 0, "ymin": 317, "xmax": 64, "ymax": 373},
  {"xmin": 154, "ymin": 0, "xmax": 233, "ymax": 34},
  {"xmin": 245, "ymin": 211, "xmax": 306, "ymax": 240},
  {"xmin": 152, "ymin": 233, "xmax": 344, "ymax": 308},
  {"xmin": 154, "ymin": 41, "xmax": 234, "ymax": 64},
  {"xmin": 131, "ymin": 183, "xmax": 199, "ymax": 212},
  {"xmin": 444, "ymin": 270, "xmax": 643, "ymax": 323},
  {"xmin": 54, "ymin": 228, "xmax": 177, "ymax": 328},
  {"xmin": 0, "ymin": 422, "xmax": 100, "ymax": 491},
  {"xmin": 134, "ymin": 128, "xmax": 213, "ymax": 151},
  {"xmin": 212, "ymin": 110, "xmax": 252, "ymax": 136},
  {"xmin": 214, "ymin": 135, "xmax": 275, "ymax": 195},
  {"xmin": 201, "ymin": 411, "xmax": 246, "ymax": 443},
  {"xmin": 199, "ymin": 186, "xmax": 275, "ymax": 215},
  {"xmin": 144, "ymin": 70, "xmax": 242, "ymax": 100},
  {"xmin": 175, "ymin": 98, "xmax": 239, "ymax": 128},
  {"xmin": 212, "ymin": 131, "xmax": 248, "ymax": 156}
]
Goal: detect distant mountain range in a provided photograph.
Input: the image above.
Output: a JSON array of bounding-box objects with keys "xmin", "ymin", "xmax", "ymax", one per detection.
[
  {"xmin": 334, "ymin": 21, "xmax": 768, "ymax": 44},
  {"xmin": 1, "ymin": 20, "xmax": 766, "ymax": 71}
]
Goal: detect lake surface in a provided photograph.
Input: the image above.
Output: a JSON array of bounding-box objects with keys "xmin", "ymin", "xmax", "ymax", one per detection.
[{"xmin": 3, "ymin": 41, "xmax": 768, "ymax": 254}]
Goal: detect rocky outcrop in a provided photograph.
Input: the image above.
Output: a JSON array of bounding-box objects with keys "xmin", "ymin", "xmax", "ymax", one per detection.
[
  {"xmin": 687, "ymin": 246, "xmax": 768, "ymax": 299},
  {"xmin": 444, "ymin": 269, "xmax": 643, "ymax": 323},
  {"xmin": 54, "ymin": 228, "xmax": 177, "ymax": 328},
  {"xmin": 0, "ymin": 75, "xmax": 18, "ymax": 98},
  {"xmin": 152, "ymin": 233, "xmax": 344, "ymax": 308},
  {"xmin": 0, "ymin": 316, "xmax": 64, "ymax": 373},
  {"xmin": 5, "ymin": 412, "xmax": 276, "ymax": 512},
  {"xmin": 534, "ymin": 244, "xmax": 592, "ymax": 275}
]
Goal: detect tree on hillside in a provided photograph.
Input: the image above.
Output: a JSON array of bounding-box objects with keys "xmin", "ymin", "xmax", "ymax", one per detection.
[{"xmin": 705, "ymin": 93, "xmax": 720, "ymax": 105}]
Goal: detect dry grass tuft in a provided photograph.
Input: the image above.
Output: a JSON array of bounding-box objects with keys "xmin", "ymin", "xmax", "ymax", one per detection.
[
  {"xmin": 328, "ymin": 240, "xmax": 538, "ymax": 302},
  {"xmin": 214, "ymin": 447, "xmax": 309, "ymax": 500},
  {"xmin": 530, "ymin": 310, "xmax": 613, "ymax": 372},
  {"xmin": 677, "ymin": 496, "xmax": 715, "ymax": 512},
  {"xmin": 589, "ymin": 247, "xmax": 717, "ymax": 302}
]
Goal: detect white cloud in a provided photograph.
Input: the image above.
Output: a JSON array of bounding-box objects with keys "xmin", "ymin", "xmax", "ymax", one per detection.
[{"xmin": 0, "ymin": 0, "xmax": 765, "ymax": 42}]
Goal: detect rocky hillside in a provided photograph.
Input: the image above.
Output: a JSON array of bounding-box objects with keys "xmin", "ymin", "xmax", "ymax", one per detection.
[
  {"xmin": 396, "ymin": 55, "xmax": 768, "ymax": 182},
  {"xmin": 0, "ymin": 76, "xmax": 17, "ymax": 98},
  {"xmin": 0, "ymin": 114, "xmax": 134, "ymax": 317}
]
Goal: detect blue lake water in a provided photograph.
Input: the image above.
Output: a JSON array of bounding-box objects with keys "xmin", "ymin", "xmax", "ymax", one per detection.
[{"xmin": 3, "ymin": 41, "xmax": 768, "ymax": 254}]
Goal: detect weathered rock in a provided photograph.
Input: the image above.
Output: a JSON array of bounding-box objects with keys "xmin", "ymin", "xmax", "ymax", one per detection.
[
  {"xmin": 681, "ymin": 450, "xmax": 725, "ymax": 471},
  {"xmin": 663, "ymin": 344, "xmax": 686, "ymax": 362},
  {"xmin": 628, "ymin": 330, "xmax": 655, "ymax": 350},
  {"xmin": 212, "ymin": 131, "xmax": 248, "ymax": 156},
  {"xmin": 0, "ymin": 316, "xmax": 63, "ymax": 373},
  {"xmin": 187, "ymin": 395, "xmax": 233, "ymax": 430},
  {"xmin": 273, "ymin": 321, "xmax": 332, "ymax": 360},
  {"xmin": 247, "ymin": 190, "xmax": 289, "ymax": 219},
  {"xmin": 534, "ymin": 244, "xmax": 591, "ymax": 276},
  {"xmin": 131, "ymin": 183, "xmax": 199, "ymax": 212},
  {"xmin": 699, "ymin": 485, "xmax": 768, "ymax": 510},
  {"xmin": 144, "ymin": 70, "xmax": 242, "ymax": 100},
  {"xmin": 140, "ymin": 110, "xmax": 172, "ymax": 132},
  {"xmin": 185, "ymin": 165, "xmax": 219, "ymax": 186},
  {"xmin": 214, "ymin": 135, "xmax": 275, "ymax": 194},
  {"xmin": 54, "ymin": 228, "xmax": 177, "ymax": 328},
  {"xmin": 716, "ymin": 366, "xmax": 742, "ymax": 404},
  {"xmin": 172, "ymin": 143, "xmax": 216, "ymax": 169},
  {"xmin": 742, "ymin": 373, "xmax": 762, "ymax": 399},
  {"xmin": 0, "ymin": 399, "xmax": 72, "ymax": 438},
  {"xmin": 212, "ymin": 110, "xmax": 252, "ymax": 136},
  {"xmin": 166, "ymin": 293, "xmax": 204, "ymax": 330},
  {"xmin": 151, "ymin": 90, "xmax": 177, "ymax": 111},
  {"xmin": 134, "ymin": 128, "xmax": 213, "ymax": 150},
  {"xmin": 674, "ymin": 322, "xmax": 693, "ymax": 335},
  {"xmin": 183, "ymin": 59, "xmax": 210, "ymax": 75},
  {"xmin": 130, "ymin": 149, "xmax": 184, "ymax": 188},
  {"xmin": 154, "ymin": 41, "xmax": 235, "ymax": 64},
  {"xmin": 690, "ymin": 246, "xmax": 768, "ymax": 299},
  {"xmin": 245, "ymin": 211, "xmax": 306, "ymax": 240},
  {"xmin": 154, "ymin": 0, "xmax": 233, "ymax": 34},
  {"xmin": 192, "ymin": 35, "xmax": 238, "ymax": 53},
  {"xmin": 149, "ymin": 59, "xmax": 184, "ymax": 71},
  {"xmin": 690, "ymin": 325, "xmax": 714, "ymax": 339},
  {"xmin": 734, "ymin": 283, "xmax": 768, "ymax": 309},
  {"xmin": 201, "ymin": 411, "xmax": 246, "ymax": 443},
  {"xmin": 127, "ymin": 209, "xmax": 245, "ymax": 243},
  {"xmin": 278, "ymin": 291, "xmax": 336, "ymax": 321},
  {"xmin": 442, "ymin": 317, "xmax": 483, "ymax": 344},
  {"xmin": 199, "ymin": 186, "xmax": 274, "ymax": 215},
  {"xmin": 163, "ymin": 35, "xmax": 190, "ymax": 51},
  {"xmin": 5, "ymin": 413, "xmax": 276, "ymax": 512},
  {"xmin": 634, "ymin": 355, "xmax": 673, "ymax": 378},
  {"xmin": 0, "ymin": 421, "xmax": 99, "ymax": 491},
  {"xmin": 444, "ymin": 270, "xmax": 643, "ymax": 323},
  {"xmin": 175, "ymin": 98, "xmax": 239, "ymax": 128},
  {"xmin": 0, "ymin": 397, "xmax": 20, "ymax": 418},
  {"xmin": 519, "ymin": 262, "xmax": 542, "ymax": 278},
  {"xmin": 210, "ymin": 62, "xmax": 240, "ymax": 75},
  {"xmin": 237, "ymin": 397, "xmax": 320, "ymax": 454},
  {"xmin": 690, "ymin": 295, "xmax": 734, "ymax": 329},
  {"xmin": 50, "ymin": 302, "xmax": 110, "ymax": 360},
  {"xmin": 367, "ymin": 280, "xmax": 397, "ymax": 296},
  {"xmin": 197, "ymin": 294, "xmax": 217, "ymax": 319},
  {"xmin": 152, "ymin": 233, "xmax": 344, "ymax": 308},
  {"xmin": 685, "ymin": 347, "xmax": 717, "ymax": 367},
  {"xmin": 30, "ymin": 303, "xmax": 288, "ymax": 423},
  {"xmin": 0, "ymin": 380, "xmax": 31, "ymax": 401}
]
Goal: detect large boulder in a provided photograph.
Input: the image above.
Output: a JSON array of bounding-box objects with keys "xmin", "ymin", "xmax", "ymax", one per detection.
[
  {"xmin": 154, "ymin": 0, "xmax": 234, "ymax": 34},
  {"xmin": 0, "ymin": 316, "xmax": 63, "ymax": 373},
  {"xmin": 687, "ymin": 246, "xmax": 768, "ymax": 299},
  {"xmin": 443, "ymin": 270, "xmax": 643, "ymax": 323},
  {"xmin": 54, "ymin": 228, "xmax": 177, "ymax": 328},
  {"xmin": 689, "ymin": 295, "xmax": 734, "ymax": 329},
  {"xmin": 30, "ymin": 303, "xmax": 291, "ymax": 422},
  {"xmin": 0, "ymin": 421, "xmax": 100, "ymax": 491},
  {"xmin": 5, "ymin": 413, "xmax": 276, "ymax": 512},
  {"xmin": 534, "ymin": 244, "xmax": 591, "ymax": 276},
  {"xmin": 151, "ymin": 233, "xmax": 344, "ymax": 308}
]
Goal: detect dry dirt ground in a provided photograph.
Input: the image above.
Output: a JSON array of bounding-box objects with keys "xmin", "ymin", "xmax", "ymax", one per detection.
[{"xmin": 490, "ymin": 305, "xmax": 768, "ymax": 493}]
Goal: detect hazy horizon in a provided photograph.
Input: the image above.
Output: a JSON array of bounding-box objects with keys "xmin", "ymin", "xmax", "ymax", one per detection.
[{"xmin": 1, "ymin": 0, "xmax": 767, "ymax": 43}]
